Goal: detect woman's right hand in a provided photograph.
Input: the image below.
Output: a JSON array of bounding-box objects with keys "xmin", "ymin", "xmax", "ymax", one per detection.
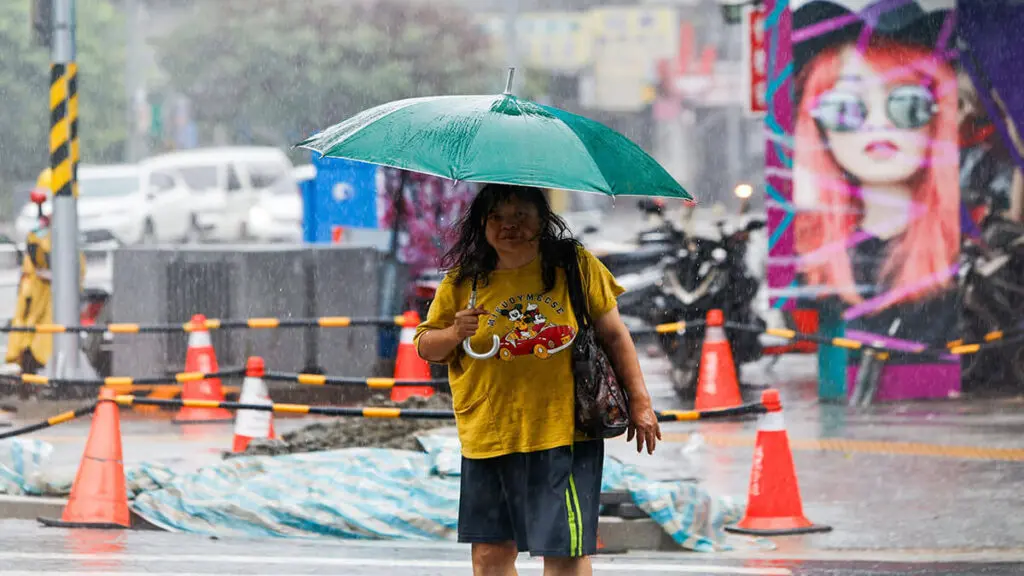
[{"xmin": 451, "ymin": 307, "xmax": 488, "ymax": 339}]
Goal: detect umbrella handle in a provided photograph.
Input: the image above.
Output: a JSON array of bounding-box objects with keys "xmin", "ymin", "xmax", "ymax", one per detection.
[
  {"xmin": 463, "ymin": 335, "xmax": 500, "ymax": 360},
  {"xmin": 462, "ymin": 277, "xmax": 499, "ymax": 359}
]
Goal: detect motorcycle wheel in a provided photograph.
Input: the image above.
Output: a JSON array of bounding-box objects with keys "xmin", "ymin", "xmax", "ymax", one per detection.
[
  {"xmin": 667, "ymin": 335, "xmax": 702, "ymax": 400},
  {"xmin": 958, "ymin": 315, "xmax": 998, "ymax": 394}
]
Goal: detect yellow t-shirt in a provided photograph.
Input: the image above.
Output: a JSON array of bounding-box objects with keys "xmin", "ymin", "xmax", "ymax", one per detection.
[{"xmin": 414, "ymin": 247, "xmax": 625, "ymax": 459}]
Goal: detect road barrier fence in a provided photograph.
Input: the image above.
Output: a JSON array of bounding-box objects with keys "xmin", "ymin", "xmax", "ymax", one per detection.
[{"xmin": 2, "ymin": 310, "xmax": 1016, "ymax": 358}]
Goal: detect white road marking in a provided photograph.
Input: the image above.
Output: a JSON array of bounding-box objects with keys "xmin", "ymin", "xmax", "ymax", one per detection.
[
  {"xmin": 0, "ymin": 552, "xmax": 791, "ymax": 575},
  {"xmin": 0, "ymin": 569, "xmax": 782, "ymax": 573}
]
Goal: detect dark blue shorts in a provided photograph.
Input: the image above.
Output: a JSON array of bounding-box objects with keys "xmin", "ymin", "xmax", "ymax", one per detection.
[{"xmin": 457, "ymin": 440, "xmax": 604, "ymax": 558}]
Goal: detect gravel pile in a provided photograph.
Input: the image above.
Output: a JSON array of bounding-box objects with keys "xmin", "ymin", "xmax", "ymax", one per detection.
[{"xmin": 231, "ymin": 392, "xmax": 455, "ymax": 458}]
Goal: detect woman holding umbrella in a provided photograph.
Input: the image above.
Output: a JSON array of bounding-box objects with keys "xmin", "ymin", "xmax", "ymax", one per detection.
[
  {"xmin": 414, "ymin": 183, "xmax": 660, "ymax": 573},
  {"xmin": 297, "ymin": 69, "xmax": 691, "ymax": 573}
]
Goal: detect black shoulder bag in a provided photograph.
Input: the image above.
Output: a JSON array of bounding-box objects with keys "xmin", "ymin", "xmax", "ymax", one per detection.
[{"xmin": 564, "ymin": 249, "xmax": 631, "ymax": 439}]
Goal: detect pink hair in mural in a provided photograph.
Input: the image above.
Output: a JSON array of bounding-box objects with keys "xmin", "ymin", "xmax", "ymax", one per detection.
[{"xmin": 793, "ymin": 36, "xmax": 959, "ymax": 309}]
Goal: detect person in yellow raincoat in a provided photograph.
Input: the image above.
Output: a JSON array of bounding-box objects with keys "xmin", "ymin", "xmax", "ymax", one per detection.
[{"xmin": 5, "ymin": 168, "xmax": 85, "ymax": 373}]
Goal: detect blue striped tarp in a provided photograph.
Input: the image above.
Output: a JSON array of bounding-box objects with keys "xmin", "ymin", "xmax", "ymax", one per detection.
[{"xmin": 1, "ymin": 434, "xmax": 757, "ymax": 552}]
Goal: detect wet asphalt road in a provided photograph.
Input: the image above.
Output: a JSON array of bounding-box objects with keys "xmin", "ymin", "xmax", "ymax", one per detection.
[{"xmin": 0, "ymin": 519, "xmax": 1021, "ymax": 575}]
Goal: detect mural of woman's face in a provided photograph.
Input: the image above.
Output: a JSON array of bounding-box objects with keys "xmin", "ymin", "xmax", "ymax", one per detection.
[{"xmin": 819, "ymin": 47, "xmax": 933, "ymax": 186}]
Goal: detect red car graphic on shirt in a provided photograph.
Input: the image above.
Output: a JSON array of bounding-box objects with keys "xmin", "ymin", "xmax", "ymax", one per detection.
[{"xmin": 498, "ymin": 324, "xmax": 577, "ymax": 361}]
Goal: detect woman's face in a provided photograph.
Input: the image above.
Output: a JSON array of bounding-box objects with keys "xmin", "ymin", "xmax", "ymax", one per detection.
[
  {"xmin": 820, "ymin": 47, "xmax": 933, "ymax": 186},
  {"xmin": 484, "ymin": 196, "xmax": 542, "ymax": 254}
]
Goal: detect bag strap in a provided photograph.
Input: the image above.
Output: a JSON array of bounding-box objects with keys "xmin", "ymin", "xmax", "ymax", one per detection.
[{"xmin": 564, "ymin": 246, "xmax": 592, "ymax": 329}]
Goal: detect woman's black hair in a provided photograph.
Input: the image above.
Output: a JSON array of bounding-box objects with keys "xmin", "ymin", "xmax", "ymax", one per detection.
[{"xmin": 440, "ymin": 184, "xmax": 581, "ymax": 292}]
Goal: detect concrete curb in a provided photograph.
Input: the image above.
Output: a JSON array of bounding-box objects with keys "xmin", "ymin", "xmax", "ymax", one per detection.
[
  {"xmin": 0, "ymin": 495, "xmax": 160, "ymax": 530},
  {"xmin": 0, "ymin": 495, "xmax": 67, "ymax": 521},
  {"xmin": 597, "ymin": 516, "xmax": 681, "ymax": 552}
]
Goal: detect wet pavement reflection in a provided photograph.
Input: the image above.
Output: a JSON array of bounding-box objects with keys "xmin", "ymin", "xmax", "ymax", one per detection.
[{"xmin": 0, "ymin": 520, "xmax": 1021, "ymax": 575}]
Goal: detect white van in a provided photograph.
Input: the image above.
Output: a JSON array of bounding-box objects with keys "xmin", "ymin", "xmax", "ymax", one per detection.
[
  {"xmin": 144, "ymin": 147, "xmax": 296, "ymax": 242},
  {"xmin": 13, "ymin": 163, "xmax": 194, "ymax": 246}
]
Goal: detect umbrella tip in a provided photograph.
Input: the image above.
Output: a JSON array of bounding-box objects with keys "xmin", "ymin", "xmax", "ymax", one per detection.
[{"xmin": 504, "ymin": 67, "xmax": 516, "ymax": 95}]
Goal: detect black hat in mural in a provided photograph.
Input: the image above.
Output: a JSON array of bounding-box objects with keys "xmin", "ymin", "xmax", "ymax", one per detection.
[{"xmin": 793, "ymin": 0, "xmax": 954, "ymax": 77}]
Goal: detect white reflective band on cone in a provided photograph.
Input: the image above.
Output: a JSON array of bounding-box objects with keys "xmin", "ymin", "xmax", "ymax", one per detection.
[
  {"xmin": 235, "ymin": 376, "xmax": 272, "ymax": 438},
  {"xmin": 706, "ymin": 326, "xmax": 727, "ymax": 342},
  {"xmin": 189, "ymin": 330, "xmax": 212, "ymax": 348},
  {"xmin": 400, "ymin": 327, "xmax": 416, "ymax": 344},
  {"xmin": 759, "ymin": 411, "xmax": 785, "ymax": 432}
]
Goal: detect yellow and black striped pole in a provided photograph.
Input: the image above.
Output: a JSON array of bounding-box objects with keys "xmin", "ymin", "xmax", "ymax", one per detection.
[
  {"xmin": 49, "ymin": 62, "xmax": 72, "ymax": 197},
  {"xmin": 48, "ymin": 0, "xmax": 84, "ymax": 377}
]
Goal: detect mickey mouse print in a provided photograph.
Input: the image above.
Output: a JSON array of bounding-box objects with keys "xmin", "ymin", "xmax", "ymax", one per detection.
[{"xmin": 489, "ymin": 293, "xmax": 577, "ymax": 362}]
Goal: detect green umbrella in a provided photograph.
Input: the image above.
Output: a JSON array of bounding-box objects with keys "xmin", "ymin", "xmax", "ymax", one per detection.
[{"xmin": 295, "ymin": 69, "xmax": 693, "ymax": 201}]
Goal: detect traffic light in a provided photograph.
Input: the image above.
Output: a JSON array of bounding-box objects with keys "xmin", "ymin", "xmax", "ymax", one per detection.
[{"xmin": 30, "ymin": 0, "xmax": 53, "ymax": 48}]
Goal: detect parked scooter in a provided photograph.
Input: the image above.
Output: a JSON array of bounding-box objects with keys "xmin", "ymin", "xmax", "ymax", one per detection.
[
  {"xmin": 957, "ymin": 205, "xmax": 1024, "ymax": 393},
  {"xmin": 647, "ymin": 215, "xmax": 768, "ymax": 399},
  {"xmin": 411, "ymin": 268, "xmax": 445, "ymax": 324},
  {"xmin": 594, "ymin": 199, "xmax": 684, "ymax": 278},
  {"xmin": 79, "ymin": 287, "xmax": 112, "ymax": 378}
]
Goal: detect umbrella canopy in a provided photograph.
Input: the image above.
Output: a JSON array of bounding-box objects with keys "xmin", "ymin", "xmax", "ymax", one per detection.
[{"xmin": 295, "ymin": 72, "xmax": 693, "ymax": 201}]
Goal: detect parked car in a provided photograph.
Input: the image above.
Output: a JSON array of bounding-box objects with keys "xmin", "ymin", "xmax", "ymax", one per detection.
[
  {"xmin": 245, "ymin": 164, "xmax": 308, "ymax": 243},
  {"xmin": 144, "ymin": 147, "xmax": 297, "ymax": 242},
  {"xmin": 13, "ymin": 163, "xmax": 195, "ymax": 246}
]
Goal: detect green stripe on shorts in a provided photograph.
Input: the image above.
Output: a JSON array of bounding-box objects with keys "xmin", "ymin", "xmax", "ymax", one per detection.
[
  {"xmin": 568, "ymin": 473, "xmax": 584, "ymax": 556},
  {"xmin": 564, "ymin": 487, "xmax": 579, "ymax": 555}
]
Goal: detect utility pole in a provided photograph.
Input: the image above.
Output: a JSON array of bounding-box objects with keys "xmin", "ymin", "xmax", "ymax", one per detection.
[{"xmin": 49, "ymin": 0, "xmax": 81, "ymax": 379}]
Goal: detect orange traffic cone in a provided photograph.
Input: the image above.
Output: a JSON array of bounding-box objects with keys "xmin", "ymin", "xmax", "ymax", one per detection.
[
  {"xmin": 726, "ymin": 389, "xmax": 832, "ymax": 536},
  {"xmin": 390, "ymin": 310, "xmax": 434, "ymax": 402},
  {"xmin": 38, "ymin": 387, "xmax": 130, "ymax": 529},
  {"xmin": 173, "ymin": 314, "xmax": 233, "ymax": 424},
  {"xmin": 232, "ymin": 356, "xmax": 276, "ymax": 453},
  {"xmin": 694, "ymin": 309, "xmax": 743, "ymax": 411}
]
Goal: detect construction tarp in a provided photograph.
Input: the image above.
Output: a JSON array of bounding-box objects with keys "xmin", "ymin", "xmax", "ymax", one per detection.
[{"xmin": 1, "ymin": 434, "xmax": 759, "ymax": 552}]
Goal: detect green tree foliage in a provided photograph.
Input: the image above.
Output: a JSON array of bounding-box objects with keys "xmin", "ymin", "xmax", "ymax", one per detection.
[
  {"xmin": 0, "ymin": 0, "xmax": 126, "ymax": 183},
  {"xmin": 156, "ymin": 0, "xmax": 500, "ymax": 149}
]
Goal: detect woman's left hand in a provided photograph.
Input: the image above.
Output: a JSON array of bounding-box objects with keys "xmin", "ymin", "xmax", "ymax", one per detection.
[{"xmin": 627, "ymin": 401, "xmax": 661, "ymax": 455}]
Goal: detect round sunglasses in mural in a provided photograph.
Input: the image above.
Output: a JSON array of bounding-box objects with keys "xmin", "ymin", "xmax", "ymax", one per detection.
[{"xmin": 811, "ymin": 84, "xmax": 939, "ymax": 132}]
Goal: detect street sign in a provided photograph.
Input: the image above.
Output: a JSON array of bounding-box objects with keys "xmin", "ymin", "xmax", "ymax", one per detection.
[{"xmin": 743, "ymin": 4, "xmax": 768, "ymax": 117}]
